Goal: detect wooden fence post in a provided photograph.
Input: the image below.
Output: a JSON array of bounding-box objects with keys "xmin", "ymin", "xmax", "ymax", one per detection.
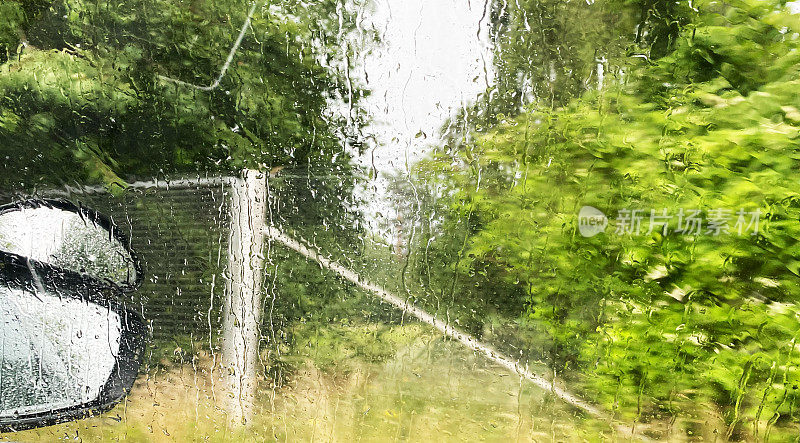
[{"xmin": 221, "ymin": 169, "xmax": 266, "ymax": 425}]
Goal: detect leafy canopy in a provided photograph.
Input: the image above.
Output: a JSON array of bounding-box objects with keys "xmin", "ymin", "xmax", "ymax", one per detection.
[
  {"xmin": 0, "ymin": 0, "xmax": 374, "ymax": 188},
  {"xmin": 404, "ymin": 0, "xmax": 800, "ymax": 437}
]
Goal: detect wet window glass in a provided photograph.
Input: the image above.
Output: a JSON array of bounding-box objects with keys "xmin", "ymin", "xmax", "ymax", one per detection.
[{"xmin": 1, "ymin": 0, "xmax": 799, "ymax": 440}]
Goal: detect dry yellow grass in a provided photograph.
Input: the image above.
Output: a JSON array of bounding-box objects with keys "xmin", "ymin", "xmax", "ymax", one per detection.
[{"xmin": 1, "ymin": 328, "xmax": 613, "ymax": 442}]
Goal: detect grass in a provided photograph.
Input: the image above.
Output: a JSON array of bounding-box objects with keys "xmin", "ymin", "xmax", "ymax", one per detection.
[{"xmin": 1, "ymin": 320, "xmax": 614, "ymax": 442}]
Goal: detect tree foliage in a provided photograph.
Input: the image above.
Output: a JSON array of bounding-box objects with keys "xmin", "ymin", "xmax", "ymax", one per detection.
[
  {"xmin": 399, "ymin": 0, "xmax": 800, "ymax": 437},
  {"xmin": 0, "ymin": 0, "xmax": 374, "ymax": 189}
]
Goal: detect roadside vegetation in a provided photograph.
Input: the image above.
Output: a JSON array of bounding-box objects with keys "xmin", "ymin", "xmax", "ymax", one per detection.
[{"xmin": 388, "ymin": 0, "xmax": 800, "ymax": 439}]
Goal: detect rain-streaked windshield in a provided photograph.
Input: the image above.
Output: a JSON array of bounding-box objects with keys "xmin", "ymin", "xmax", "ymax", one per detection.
[{"xmin": 1, "ymin": 0, "xmax": 799, "ymax": 440}]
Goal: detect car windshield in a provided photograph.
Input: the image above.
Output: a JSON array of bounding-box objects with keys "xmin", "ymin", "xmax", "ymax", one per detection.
[{"xmin": 1, "ymin": 0, "xmax": 800, "ymax": 440}]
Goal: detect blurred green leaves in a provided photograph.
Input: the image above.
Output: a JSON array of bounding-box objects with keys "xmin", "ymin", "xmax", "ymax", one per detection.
[
  {"xmin": 0, "ymin": 0, "xmax": 372, "ymax": 189},
  {"xmin": 399, "ymin": 0, "xmax": 800, "ymax": 437}
]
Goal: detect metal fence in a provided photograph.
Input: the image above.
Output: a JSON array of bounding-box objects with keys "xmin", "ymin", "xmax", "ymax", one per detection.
[{"xmin": 1, "ymin": 178, "xmax": 233, "ymax": 342}]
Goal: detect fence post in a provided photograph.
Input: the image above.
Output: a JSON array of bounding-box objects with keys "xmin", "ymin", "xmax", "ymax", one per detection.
[{"xmin": 221, "ymin": 169, "xmax": 267, "ymax": 425}]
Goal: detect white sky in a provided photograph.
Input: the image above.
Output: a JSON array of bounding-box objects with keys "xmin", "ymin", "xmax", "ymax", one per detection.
[{"xmin": 354, "ymin": 0, "xmax": 492, "ymax": 223}]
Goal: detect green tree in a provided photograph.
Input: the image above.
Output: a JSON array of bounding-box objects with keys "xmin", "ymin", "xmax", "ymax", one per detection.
[
  {"xmin": 401, "ymin": 0, "xmax": 800, "ymax": 438},
  {"xmin": 0, "ymin": 0, "xmax": 375, "ymax": 189}
]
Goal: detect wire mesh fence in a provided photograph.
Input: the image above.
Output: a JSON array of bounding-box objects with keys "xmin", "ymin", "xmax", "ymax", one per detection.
[{"xmin": 1, "ymin": 178, "xmax": 231, "ymax": 343}]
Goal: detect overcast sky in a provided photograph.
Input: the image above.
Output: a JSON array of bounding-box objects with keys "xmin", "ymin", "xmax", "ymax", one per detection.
[{"xmin": 354, "ymin": 0, "xmax": 492, "ymax": 223}]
